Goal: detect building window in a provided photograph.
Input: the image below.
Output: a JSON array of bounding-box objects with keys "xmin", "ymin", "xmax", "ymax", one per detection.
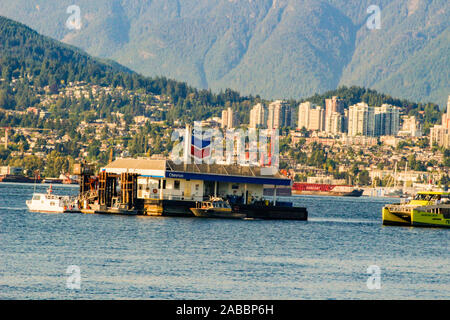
[
  {"xmin": 232, "ymin": 184, "xmax": 239, "ymax": 190},
  {"xmin": 158, "ymin": 180, "xmax": 167, "ymax": 189},
  {"xmin": 195, "ymin": 184, "xmax": 199, "ymax": 191},
  {"xmin": 174, "ymin": 180, "xmax": 180, "ymax": 190}
]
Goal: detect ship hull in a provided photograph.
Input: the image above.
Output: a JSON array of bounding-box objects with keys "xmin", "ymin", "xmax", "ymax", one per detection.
[
  {"xmin": 382, "ymin": 207, "xmax": 411, "ymax": 226},
  {"xmin": 141, "ymin": 199, "xmax": 307, "ymax": 220},
  {"xmin": 411, "ymin": 209, "xmax": 450, "ymax": 228},
  {"xmin": 292, "ymin": 189, "xmax": 363, "ymax": 197},
  {"xmin": 292, "ymin": 183, "xmax": 363, "ymax": 197},
  {"xmin": 0, "ymin": 175, "xmax": 41, "ymax": 183},
  {"xmin": 190, "ymin": 208, "xmax": 246, "ymax": 219}
]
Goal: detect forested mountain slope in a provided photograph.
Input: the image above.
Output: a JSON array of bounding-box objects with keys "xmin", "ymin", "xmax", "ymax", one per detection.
[{"xmin": 1, "ymin": 0, "xmax": 448, "ymax": 106}]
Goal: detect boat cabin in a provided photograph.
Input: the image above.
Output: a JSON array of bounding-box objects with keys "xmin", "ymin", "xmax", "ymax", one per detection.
[
  {"xmin": 410, "ymin": 192, "xmax": 450, "ymax": 206},
  {"xmin": 198, "ymin": 199, "xmax": 231, "ymax": 210}
]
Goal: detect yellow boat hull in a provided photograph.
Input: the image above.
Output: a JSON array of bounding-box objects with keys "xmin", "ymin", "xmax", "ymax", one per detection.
[
  {"xmin": 382, "ymin": 207, "xmax": 411, "ymax": 226},
  {"xmin": 382, "ymin": 206, "xmax": 450, "ymax": 228},
  {"xmin": 411, "ymin": 209, "xmax": 450, "ymax": 228},
  {"xmin": 383, "ymin": 191, "xmax": 450, "ymax": 228}
]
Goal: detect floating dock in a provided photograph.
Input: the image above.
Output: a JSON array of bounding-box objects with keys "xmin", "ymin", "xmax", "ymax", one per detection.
[{"xmin": 74, "ymin": 159, "xmax": 307, "ymax": 220}]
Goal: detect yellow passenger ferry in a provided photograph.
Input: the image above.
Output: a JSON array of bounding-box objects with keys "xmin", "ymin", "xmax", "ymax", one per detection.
[{"xmin": 382, "ymin": 191, "xmax": 450, "ymax": 228}]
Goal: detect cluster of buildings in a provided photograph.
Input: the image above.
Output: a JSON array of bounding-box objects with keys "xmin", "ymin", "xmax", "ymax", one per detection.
[
  {"xmin": 241, "ymin": 96, "xmax": 417, "ymax": 139},
  {"xmin": 230, "ymin": 100, "xmax": 294, "ymax": 129},
  {"xmin": 430, "ymin": 96, "xmax": 450, "ymax": 148},
  {"xmin": 298, "ymin": 98, "xmax": 402, "ymax": 137}
]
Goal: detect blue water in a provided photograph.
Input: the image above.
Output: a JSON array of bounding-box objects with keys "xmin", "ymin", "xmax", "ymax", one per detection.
[{"xmin": 0, "ymin": 183, "xmax": 448, "ymax": 299}]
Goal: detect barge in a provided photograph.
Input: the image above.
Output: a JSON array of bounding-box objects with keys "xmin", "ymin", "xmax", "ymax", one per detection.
[
  {"xmin": 75, "ymin": 159, "xmax": 307, "ymax": 221},
  {"xmin": 0, "ymin": 174, "xmax": 41, "ymax": 183}
]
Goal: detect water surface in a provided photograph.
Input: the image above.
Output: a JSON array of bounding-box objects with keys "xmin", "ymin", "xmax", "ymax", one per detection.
[{"xmin": 0, "ymin": 184, "xmax": 448, "ymax": 299}]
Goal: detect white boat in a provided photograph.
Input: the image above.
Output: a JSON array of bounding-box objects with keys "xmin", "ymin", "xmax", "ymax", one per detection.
[{"xmin": 26, "ymin": 185, "xmax": 79, "ymax": 213}]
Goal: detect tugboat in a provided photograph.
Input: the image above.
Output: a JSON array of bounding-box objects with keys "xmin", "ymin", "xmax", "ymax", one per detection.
[
  {"xmin": 190, "ymin": 197, "xmax": 246, "ymax": 219},
  {"xmin": 26, "ymin": 185, "xmax": 79, "ymax": 213},
  {"xmin": 382, "ymin": 191, "xmax": 450, "ymax": 228}
]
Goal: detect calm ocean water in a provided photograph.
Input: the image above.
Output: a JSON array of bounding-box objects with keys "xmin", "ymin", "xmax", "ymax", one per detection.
[{"xmin": 0, "ymin": 183, "xmax": 448, "ymax": 300}]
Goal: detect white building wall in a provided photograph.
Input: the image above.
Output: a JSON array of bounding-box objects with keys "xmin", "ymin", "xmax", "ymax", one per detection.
[{"xmin": 137, "ymin": 177, "xmax": 204, "ymax": 201}]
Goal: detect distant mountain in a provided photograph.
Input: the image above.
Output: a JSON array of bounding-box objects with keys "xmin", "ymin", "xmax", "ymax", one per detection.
[
  {"xmin": 0, "ymin": 0, "xmax": 448, "ymax": 106},
  {"xmin": 0, "ymin": 15, "xmax": 255, "ymax": 123}
]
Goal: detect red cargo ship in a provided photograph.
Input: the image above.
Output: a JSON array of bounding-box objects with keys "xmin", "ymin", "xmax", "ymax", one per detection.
[
  {"xmin": 0, "ymin": 174, "xmax": 42, "ymax": 183},
  {"xmin": 292, "ymin": 182, "xmax": 363, "ymax": 197}
]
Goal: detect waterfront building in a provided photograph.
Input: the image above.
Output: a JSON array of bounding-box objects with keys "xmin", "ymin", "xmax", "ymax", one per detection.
[
  {"xmin": 249, "ymin": 103, "xmax": 267, "ymax": 128},
  {"xmin": 267, "ymin": 100, "xmax": 291, "ymax": 129},
  {"xmin": 306, "ymin": 176, "xmax": 346, "ymax": 185},
  {"xmin": 102, "ymin": 158, "xmax": 291, "ymax": 205},
  {"xmin": 0, "ymin": 166, "xmax": 23, "ymax": 175}
]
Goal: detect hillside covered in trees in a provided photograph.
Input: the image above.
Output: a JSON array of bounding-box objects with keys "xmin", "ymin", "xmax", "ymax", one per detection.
[
  {"xmin": 1, "ymin": 0, "xmax": 448, "ymax": 106},
  {"xmin": 0, "ymin": 16, "xmax": 447, "ymax": 181},
  {"xmin": 0, "ymin": 15, "xmax": 444, "ymax": 132},
  {"xmin": 0, "ymin": 15, "xmax": 257, "ymax": 124}
]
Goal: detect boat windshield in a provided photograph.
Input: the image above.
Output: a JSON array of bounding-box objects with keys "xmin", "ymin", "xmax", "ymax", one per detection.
[
  {"xmin": 32, "ymin": 195, "xmax": 40, "ymax": 201},
  {"xmin": 202, "ymin": 202, "xmax": 212, "ymax": 208},
  {"xmin": 414, "ymin": 194, "xmax": 440, "ymax": 201},
  {"xmin": 213, "ymin": 201, "xmax": 230, "ymax": 208}
]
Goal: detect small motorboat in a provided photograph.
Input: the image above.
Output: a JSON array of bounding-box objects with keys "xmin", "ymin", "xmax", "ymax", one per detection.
[
  {"xmin": 26, "ymin": 185, "xmax": 79, "ymax": 213},
  {"xmin": 190, "ymin": 197, "xmax": 246, "ymax": 219}
]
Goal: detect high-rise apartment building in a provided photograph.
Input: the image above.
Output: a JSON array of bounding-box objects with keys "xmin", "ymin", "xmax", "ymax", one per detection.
[
  {"xmin": 325, "ymin": 96, "xmax": 345, "ymax": 116},
  {"xmin": 325, "ymin": 96, "xmax": 345, "ymax": 134},
  {"xmin": 442, "ymin": 95, "xmax": 450, "ymax": 130},
  {"xmin": 430, "ymin": 95, "xmax": 450, "ymax": 148},
  {"xmin": 309, "ymin": 106, "xmax": 325, "ymax": 131},
  {"xmin": 325, "ymin": 112, "xmax": 343, "ymax": 134},
  {"xmin": 348, "ymin": 102, "xmax": 375, "ymax": 136},
  {"xmin": 297, "ymin": 102, "xmax": 325, "ymax": 131},
  {"xmin": 348, "ymin": 103, "xmax": 401, "ymax": 137},
  {"xmin": 297, "ymin": 102, "xmax": 311, "ymax": 130},
  {"xmin": 398, "ymin": 116, "xmax": 422, "ymax": 137},
  {"xmin": 221, "ymin": 107, "xmax": 238, "ymax": 129},
  {"xmin": 249, "ymin": 103, "xmax": 267, "ymax": 128},
  {"xmin": 374, "ymin": 104, "xmax": 400, "ymax": 136},
  {"xmin": 267, "ymin": 100, "xmax": 291, "ymax": 129}
]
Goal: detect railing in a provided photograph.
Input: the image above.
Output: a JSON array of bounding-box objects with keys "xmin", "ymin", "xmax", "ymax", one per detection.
[{"xmin": 419, "ymin": 205, "xmax": 450, "ymax": 215}]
